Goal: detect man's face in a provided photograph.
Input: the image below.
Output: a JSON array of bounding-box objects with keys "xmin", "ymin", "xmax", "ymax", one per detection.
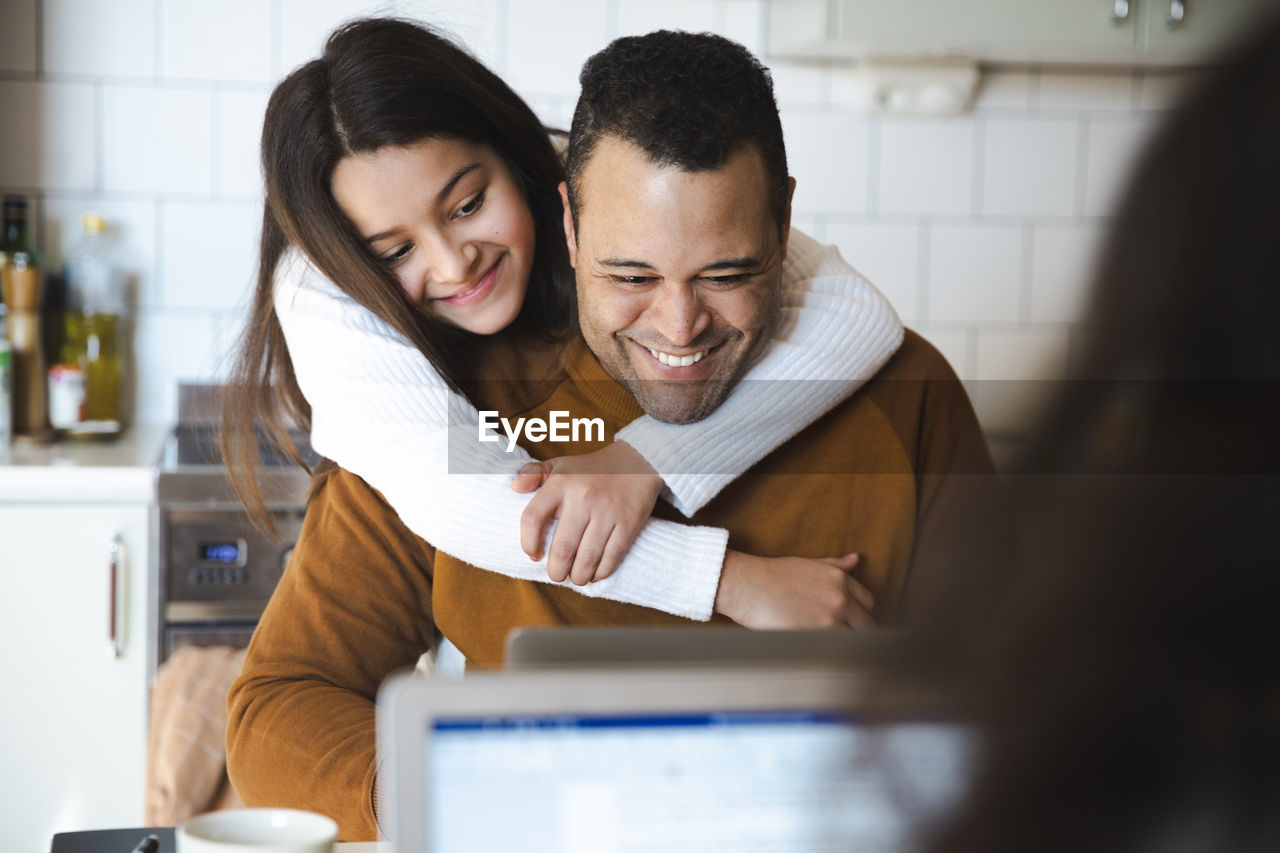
[{"xmin": 562, "ymin": 136, "xmax": 793, "ymax": 424}]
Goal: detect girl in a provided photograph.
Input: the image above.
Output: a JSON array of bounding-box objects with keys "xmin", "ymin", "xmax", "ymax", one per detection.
[{"xmin": 223, "ymin": 17, "xmax": 903, "ymax": 626}]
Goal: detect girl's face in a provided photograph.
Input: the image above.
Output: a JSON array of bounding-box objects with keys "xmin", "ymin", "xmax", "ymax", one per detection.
[{"xmin": 331, "ymin": 138, "xmax": 536, "ymax": 335}]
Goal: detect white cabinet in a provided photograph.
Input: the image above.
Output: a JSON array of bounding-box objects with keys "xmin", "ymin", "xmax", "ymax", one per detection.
[
  {"xmin": 1, "ymin": 498, "xmax": 152, "ymax": 853},
  {"xmin": 767, "ymin": 0, "xmax": 1278, "ymax": 65}
]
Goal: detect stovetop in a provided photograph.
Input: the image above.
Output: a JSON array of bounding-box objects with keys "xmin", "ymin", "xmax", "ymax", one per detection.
[
  {"xmin": 159, "ymin": 424, "xmax": 316, "ymax": 470},
  {"xmin": 155, "ymin": 384, "xmax": 316, "ymax": 508},
  {"xmin": 156, "ymin": 426, "xmax": 315, "ymax": 508}
]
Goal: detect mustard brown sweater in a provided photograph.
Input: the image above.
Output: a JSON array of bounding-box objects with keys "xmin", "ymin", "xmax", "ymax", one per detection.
[{"xmin": 225, "ymin": 329, "xmax": 995, "ymax": 840}]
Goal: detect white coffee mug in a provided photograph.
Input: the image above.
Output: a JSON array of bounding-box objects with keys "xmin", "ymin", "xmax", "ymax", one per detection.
[{"xmin": 177, "ymin": 807, "xmax": 338, "ymax": 853}]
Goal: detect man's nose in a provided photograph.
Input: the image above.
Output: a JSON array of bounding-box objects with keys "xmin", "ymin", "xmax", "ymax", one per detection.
[
  {"xmin": 424, "ymin": 231, "xmax": 477, "ymax": 286},
  {"xmin": 650, "ymin": 283, "xmax": 711, "ymax": 347}
]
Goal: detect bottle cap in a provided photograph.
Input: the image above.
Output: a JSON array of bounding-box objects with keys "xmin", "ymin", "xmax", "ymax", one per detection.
[{"xmin": 82, "ymin": 212, "xmax": 106, "ymax": 235}]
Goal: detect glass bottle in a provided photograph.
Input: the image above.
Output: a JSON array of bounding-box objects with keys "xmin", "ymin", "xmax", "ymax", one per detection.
[
  {"xmin": 50, "ymin": 212, "xmax": 126, "ymax": 438},
  {"xmin": 1, "ymin": 194, "xmax": 48, "ymax": 439},
  {"xmin": 0, "ymin": 304, "xmax": 12, "ymax": 447}
]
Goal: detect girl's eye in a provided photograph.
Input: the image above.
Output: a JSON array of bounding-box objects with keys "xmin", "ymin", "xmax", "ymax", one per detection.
[
  {"xmin": 456, "ymin": 190, "xmax": 485, "ymax": 218},
  {"xmin": 380, "ymin": 244, "xmax": 413, "ymax": 266}
]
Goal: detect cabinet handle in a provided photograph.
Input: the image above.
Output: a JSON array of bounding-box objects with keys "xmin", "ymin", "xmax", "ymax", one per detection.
[
  {"xmin": 107, "ymin": 535, "xmax": 124, "ymax": 658},
  {"xmin": 1109, "ymin": 1, "xmax": 1131, "ymax": 26},
  {"xmin": 1165, "ymin": 0, "xmax": 1186, "ymax": 30}
]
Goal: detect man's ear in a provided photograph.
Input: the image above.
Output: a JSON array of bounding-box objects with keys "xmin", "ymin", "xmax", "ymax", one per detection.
[
  {"xmin": 780, "ymin": 176, "xmax": 797, "ymax": 260},
  {"xmin": 559, "ymin": 181, "xmax": 577, "ymax": 268}
]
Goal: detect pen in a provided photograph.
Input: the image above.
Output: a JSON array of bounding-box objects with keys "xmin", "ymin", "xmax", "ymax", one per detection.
[{"xmin": 130, "ymin": 834, "xmax": 160, "ymax": 853}]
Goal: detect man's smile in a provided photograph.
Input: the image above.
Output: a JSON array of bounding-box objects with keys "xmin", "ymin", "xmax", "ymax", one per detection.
[
  {"xmin": 644, "ymin": 345, "xmax": 707, "ymax": 367},
  {"xmin": 625, "ymin": 337, "xmax": 733, "ymax": 378}
]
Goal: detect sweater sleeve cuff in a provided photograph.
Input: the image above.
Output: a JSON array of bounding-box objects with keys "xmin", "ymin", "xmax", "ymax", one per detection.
[{"xmin": 581, "ymin": 522, "xmax": 729, "ymax": 621}]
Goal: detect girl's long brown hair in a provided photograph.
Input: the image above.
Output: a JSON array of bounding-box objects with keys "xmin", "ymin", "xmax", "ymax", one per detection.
[{"xmin": 220, "ymin": 18, "xmax": 574, "ymax": 530}]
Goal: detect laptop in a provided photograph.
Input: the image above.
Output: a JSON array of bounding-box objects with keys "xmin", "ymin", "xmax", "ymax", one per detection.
[
  {"xmin": 377, "ymin": 665, "xmax": 971, "ymax": 853},
  {"xmin": 504, "ymin": 626, "xmax": 906, "ymax": 670}
]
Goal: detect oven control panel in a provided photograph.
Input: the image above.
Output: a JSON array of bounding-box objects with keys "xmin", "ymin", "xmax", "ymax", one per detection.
[{"xmin": 162, "ymin": 508, "xmax": 306, "ymax": 604}]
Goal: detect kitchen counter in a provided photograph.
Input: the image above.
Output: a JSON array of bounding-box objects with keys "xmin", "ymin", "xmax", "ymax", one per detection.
[{"xmin": 0, "ymin": 422, "xmax": 168, "ymax": 502}]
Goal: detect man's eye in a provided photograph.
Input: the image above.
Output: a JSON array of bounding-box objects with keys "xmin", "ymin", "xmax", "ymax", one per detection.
[
  {"xmin": 702, "ymin": 274, "xmax": 749, "ymax": 287},
  {"xmin": 611, "ymin": 275, "xmax": 655, "ymax": 287},
  {"xmin": 380, "ymin": 244, "xmax": 413, "ymax": 266},
  {"xmin": 456, "ymin": 191, "xmax": 485, "ymax": 218}
]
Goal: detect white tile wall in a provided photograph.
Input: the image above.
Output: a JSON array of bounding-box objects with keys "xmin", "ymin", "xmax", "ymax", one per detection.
[
  {"xmin": 980, "ymin": 118, "xmax": 1079, "ymax": 217},
  {"xmin": 159, "ymin": 201, "xmax": 260, "ymax": 310},
  {"xmin": 4, "ymin": 0, "xmax": 1204, "ymax": 430},
  {"xmin": 616, "ymin": 0, "xmax": 718, "ymax": 38},
  {"xmin": 927, "ymin": 225, "xmax": 1023, "ymax": 325},
  {"xmin": 215, "ymin": 90, "xmax": 271, "ymax": 198},
  {"xmin": 276, "ymin": 0, "xmax": 398, "ymax": 77},
  {"xmin": 42, "ymin": 0, "xmax": 156, "ymax": 78},
  {"xmin": 783, "ymin": 111, "xmax": 872, "ymax": 214},
  {"xmin": 133, "ymin": 311, "xmax": 225, "ymax": 421},
  {"xmin": 507, "ymin": 0, "xmax": 609, "ymax": 99},
  {"xmin": 877, "ymin": 118, "xmax": 975, "ymax": 216},
  {"xmin": 823, "ymin": 222, "xmax": 922, "ymax": 325},
  {"xmin": 101, "ymin": 85, "xmax": 214, "ymax": 195},
  {"xmin": 159, "ymin": 0, "xmax": 274, "ymax": 83},
  {"xmin": 718, "ymin": 0, "xmax": 767, "ymax": 54}
]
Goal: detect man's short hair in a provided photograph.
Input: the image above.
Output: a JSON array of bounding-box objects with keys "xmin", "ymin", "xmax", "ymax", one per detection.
[{"xmin": 565, "ymin": 30, "xmax": 790, "ymax": 235}]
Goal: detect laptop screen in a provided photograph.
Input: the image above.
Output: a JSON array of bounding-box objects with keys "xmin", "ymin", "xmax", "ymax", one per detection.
[{"xmin": 427, "ymin": 710, "xmax": 971, "ymax": 852}]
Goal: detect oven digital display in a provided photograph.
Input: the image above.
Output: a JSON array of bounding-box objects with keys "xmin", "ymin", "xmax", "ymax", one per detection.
[{"xmin": 200, "ymin": 541, "xmax": 245, "ymax": 565}]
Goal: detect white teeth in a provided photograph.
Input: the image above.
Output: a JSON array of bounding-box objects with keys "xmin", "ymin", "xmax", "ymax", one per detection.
[{"xmin": 646, "ymin": 346, "xmax": 707, "ymax": 367}]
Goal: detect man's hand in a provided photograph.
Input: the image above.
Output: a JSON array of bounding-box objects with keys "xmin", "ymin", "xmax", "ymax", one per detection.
[
  {"xmin": 511, "ymin": 441, "xmax": 664, "ymax": 586},
  {"xmin": 714, "ymin": 551, "xmax": 875, "ymax": 630}
]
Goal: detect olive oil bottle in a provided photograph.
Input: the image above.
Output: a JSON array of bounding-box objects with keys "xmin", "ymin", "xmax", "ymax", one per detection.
[{"xmin": 48, "ymin": 213, "xmax": 126, "ymax": 438}]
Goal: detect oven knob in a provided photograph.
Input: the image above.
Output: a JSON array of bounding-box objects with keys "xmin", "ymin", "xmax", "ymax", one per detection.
[
  {"xmin": 235, "ymin": 568, "xmax": 248, "ymax": 584},
  {"xmin": 189, "ymin": 568, "xmax": 202, "ymax": 585}
]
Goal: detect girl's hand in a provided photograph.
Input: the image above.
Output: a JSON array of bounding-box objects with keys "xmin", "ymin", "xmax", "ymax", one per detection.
[
  {"xmin": 713, "ymin": 551, "xmax": 875, "ymax": 630},
  {"xmin": 511, "ymin": 441, "xmax": 664, "ymax": 586}
]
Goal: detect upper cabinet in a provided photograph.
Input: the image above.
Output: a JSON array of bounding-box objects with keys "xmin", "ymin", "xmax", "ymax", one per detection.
[{"xmin": 766, "ymin": 0, "xmax": 1280, "ymax": 66}]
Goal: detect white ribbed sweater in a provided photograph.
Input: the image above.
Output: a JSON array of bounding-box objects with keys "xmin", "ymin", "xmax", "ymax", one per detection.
[{"xmin": 273, "ymin": 229, "xmax": 903, "ymax": 620}]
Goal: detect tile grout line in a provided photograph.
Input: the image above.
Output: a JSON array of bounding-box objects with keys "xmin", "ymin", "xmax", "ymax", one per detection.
[
  {"xmin": 917, "ymin": 220, "xmax": 930, "ymax": 328},
  {"xmin": 1075, "ymin": 117, "xmax": 1090, "ymax": 221},
  {"xmin": 1020, "ymin": 222, "xmax": 1034, "ymax": 325},
  {"xmin": 495, "ymin": 0, "xmax": 510, "ymax": 78},
  {"xmin": 153, "ymin": 0, "xmax": 164, "ymax": 80},
  {"xmin": 866, "ymin": 115, "xmax": 880, "ymax": 216},
  {"xmin": 270, "ymin": 0, "xmax": 283, "ymax": 80}
]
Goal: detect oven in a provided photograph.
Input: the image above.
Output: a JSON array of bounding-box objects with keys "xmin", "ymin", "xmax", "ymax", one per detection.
[{"xmin": 153, "ymin": 384, "xmax": 314, "ymax": 674}]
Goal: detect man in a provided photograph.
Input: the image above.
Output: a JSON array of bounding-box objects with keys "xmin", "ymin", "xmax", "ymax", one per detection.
[{"xmin": 227, "ymin": 31, "xmax": 995, "ymax": 840}]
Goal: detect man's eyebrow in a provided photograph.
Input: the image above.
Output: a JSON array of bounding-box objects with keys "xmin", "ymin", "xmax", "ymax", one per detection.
[
  {"xmin": 700, "ymin": 257, "xmax": 762, "ymax": 272},
  {"xmin": 364, "ymin": 163, "xmax": 482, "ymax": 245},
  {"xmin": 600, "ymin": 257, "xmax": 657, "ymax": 270},
  {"xmin": 598, "ymin": 257, "xmax": 762, "ymax": 271}
]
